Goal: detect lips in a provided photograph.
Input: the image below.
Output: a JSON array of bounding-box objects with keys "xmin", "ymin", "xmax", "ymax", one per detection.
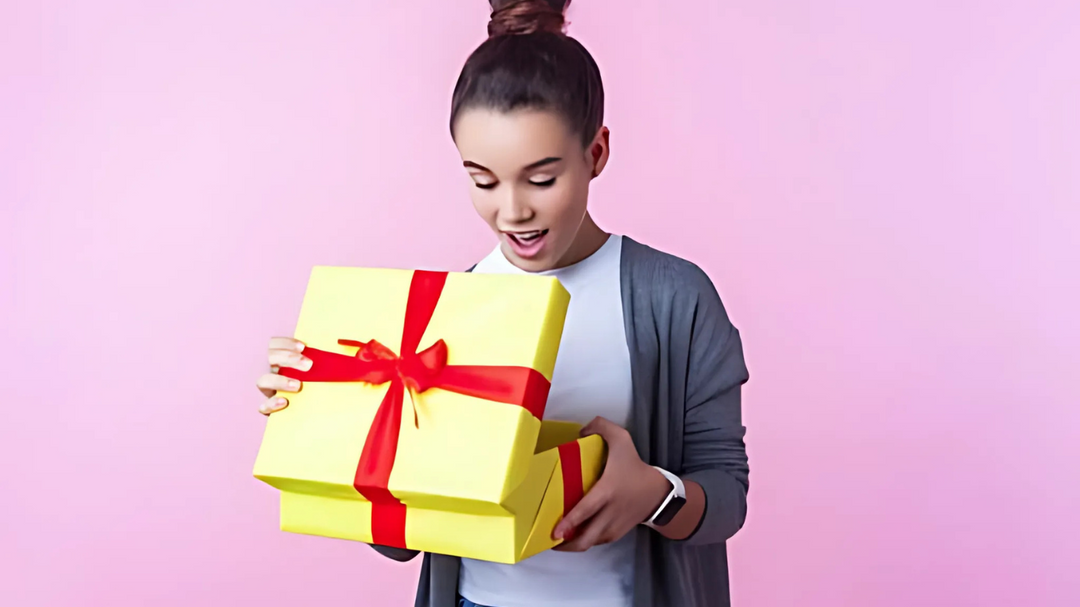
[{"xmin": 503, "ymin": 229, "xmax": 550, "ymax": 259}]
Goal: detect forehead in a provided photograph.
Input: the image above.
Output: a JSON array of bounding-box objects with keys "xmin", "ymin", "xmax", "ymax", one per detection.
[{"xmin": 454, "ymin": 109, "xmax": 577, "ymax": 168}]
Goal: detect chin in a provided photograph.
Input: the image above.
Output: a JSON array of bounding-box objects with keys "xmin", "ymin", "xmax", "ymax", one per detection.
[
  {"xmin": 514, "ymin": 256, "xmax": 553, "ymax": 273},
  {"xmin": 524, "ymin": 259, "xmax": 557, "ymax": 272},
  {"xmin": 498, "ymin": 245, "xmax": 550, "ymax": 272}
]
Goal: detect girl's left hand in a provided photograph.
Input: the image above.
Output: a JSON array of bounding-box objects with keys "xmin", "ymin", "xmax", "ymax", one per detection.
[{"xmin": 553, "ymin": 417, "xmax": 671, "ymax": 551}]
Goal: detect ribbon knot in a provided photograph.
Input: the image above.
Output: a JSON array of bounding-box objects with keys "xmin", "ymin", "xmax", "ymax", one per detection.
[{"xmin": 337, "ymin": 338, "xmax": 449, "ymax": 427}]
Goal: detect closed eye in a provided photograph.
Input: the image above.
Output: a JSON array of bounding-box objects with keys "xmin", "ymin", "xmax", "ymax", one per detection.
[
  {"xmin": 474, "ymin": 182, "xmax": 498, "ymax": 190},
  {"xmin": 530, "ymin": 177, "xmax": 556, "ymax": 187}
]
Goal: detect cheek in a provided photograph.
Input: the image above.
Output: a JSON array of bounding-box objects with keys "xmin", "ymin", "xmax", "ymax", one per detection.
[
  {"xmin": 468, "ymin": 189, "xmax": 498, "ymax": 225},
  {"xmin": 547, "ymin": 181, "xmax": 587, "ymax": 225}
]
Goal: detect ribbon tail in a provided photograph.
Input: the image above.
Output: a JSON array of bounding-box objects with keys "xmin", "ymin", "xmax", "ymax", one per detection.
[
  {"xmin": 406, "ymin": 386, "xmax": 420, "ymax": 429},
  {"xmin": 278, "ymin": 347, "xmax": 388, "ymax": 382}
]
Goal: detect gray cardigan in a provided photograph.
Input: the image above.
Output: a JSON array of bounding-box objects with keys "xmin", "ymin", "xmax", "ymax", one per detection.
[{"xmin": 375, "ymin": 237, "xmax": 750, "ymax": 607}]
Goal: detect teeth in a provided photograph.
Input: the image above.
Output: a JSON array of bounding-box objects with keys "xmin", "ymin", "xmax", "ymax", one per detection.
[{"xmin": 512, "ymin": 230, "xmax": 544, "ymax": 242}]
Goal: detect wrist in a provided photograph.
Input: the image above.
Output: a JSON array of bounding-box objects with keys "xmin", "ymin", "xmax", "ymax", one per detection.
[
  {"xmin": 643, "ymin": 466, "xmax": 687, "ymax": 528},
  {"xmin": 644, "ymin": 467, "xmax": 672, "ymax": 518}
]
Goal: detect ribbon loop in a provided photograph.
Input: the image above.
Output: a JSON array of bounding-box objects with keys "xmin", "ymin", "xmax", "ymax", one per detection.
[
  {"xmin": 333, "ymin": 338, "xmax": 449, "ymax": 396},
  {"xmin": 403, "ymin": 339, "xmax": 448, "ymax": 392}
]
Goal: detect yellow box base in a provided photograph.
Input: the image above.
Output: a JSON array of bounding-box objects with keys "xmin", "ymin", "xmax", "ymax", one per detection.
[{"xmin": 277, "ymin": 431, "xmax": 605, "ymax": 564}]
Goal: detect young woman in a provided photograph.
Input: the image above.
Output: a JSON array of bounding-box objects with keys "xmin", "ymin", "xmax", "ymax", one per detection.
[{"xmin": 256, "ymin": 1, "xmax": 750, "ymax": 606}]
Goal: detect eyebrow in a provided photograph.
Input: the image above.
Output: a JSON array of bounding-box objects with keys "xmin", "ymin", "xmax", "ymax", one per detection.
[{"xmin": 463, "ymin": 157, "xmax": 563, "ymax": 172}]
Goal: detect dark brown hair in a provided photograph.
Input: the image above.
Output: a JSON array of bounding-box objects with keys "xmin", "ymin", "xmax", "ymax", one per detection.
[{"xmin": 450, "ymin": 0, "xmax": 605, "ymax": 148}]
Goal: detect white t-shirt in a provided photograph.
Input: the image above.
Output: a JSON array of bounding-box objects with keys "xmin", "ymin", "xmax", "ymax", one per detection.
[{"xmin": 459, "ymin": 234, "xmax": 635, "ymax": 607}]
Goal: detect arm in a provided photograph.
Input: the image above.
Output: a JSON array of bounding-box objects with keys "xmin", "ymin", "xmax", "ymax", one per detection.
[
  {"xmin": 673, "ymin": 269, "xmax": 750, "ymax": 545},
  {"xmin": 549, "ymin": 263, "xmax": 749, "ymax": 550}
]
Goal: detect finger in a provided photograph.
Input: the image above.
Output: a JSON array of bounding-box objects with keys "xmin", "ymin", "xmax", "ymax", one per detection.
[
  {"xmin": 258, "ymin": 396, "xmax": 289, "ymax": 415},
  {"xmin": 269, "ymin": 337, "xmax": 305, "ymax": 353},
  {"xmin": 553, "ymin": 484, "xmax": 607, "ymax": 540},
  {"xmin": 555, "ymin": 509, "xmax": 610, "ymax": 552},
  {"xmin": 268, "ymin": 349, "xmax": 313, "ymax": 372},
  {"xmin": 256, "ymin": 373, "xmax": 301, "ymax": 398},
  {"xmin": 581, "ymin": 416, "xmax": 626, "ymax": 444}
]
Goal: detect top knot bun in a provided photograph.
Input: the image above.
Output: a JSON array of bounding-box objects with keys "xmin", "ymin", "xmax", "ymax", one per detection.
[{"xmin": 488, "ymin": 0, "xmax": 570, "ymax": 37}]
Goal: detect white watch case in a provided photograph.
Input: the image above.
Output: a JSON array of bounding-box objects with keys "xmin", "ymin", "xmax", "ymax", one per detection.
[{"xmin": 645, "ymin": 466, "xmax": 686, "ymax": 528}]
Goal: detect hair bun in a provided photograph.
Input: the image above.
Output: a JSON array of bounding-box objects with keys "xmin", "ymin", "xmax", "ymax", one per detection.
[{"xmin": 488, "ymin": 0, "xmax": 570, "ymax": 37}]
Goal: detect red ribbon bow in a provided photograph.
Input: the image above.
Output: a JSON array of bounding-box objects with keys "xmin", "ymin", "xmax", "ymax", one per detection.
[
  {"xmin": 280, "ymin": 270, "xmax": 552, "ymax": 548},
  {"xmin": 332, "ymin": 338, "xmax": 449, "ymax": 428}
]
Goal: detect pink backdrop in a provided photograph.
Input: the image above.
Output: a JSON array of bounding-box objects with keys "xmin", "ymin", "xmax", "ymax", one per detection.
[{"xmin": 3, "ymin": 1, "xmax": 1078, "ymax": 605}]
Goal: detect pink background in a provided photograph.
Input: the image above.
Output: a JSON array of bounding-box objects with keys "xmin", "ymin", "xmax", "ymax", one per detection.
[{"xmin": 2, "ymin": 1, "xmax": 1078, "ymax": 605}]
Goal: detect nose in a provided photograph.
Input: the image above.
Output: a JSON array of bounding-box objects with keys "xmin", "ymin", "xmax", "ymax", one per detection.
[{"xmin": 497, "ymin": 185, "xmax": 535, "ymax": 225}]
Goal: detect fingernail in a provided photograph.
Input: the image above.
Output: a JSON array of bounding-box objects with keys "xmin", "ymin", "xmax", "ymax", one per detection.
[
  {"xmin": 299, "ymin": 357, "xmax": 313, "ymax": 371},
  {"xmin": 275, "ymin": 398, "xmax": 287, "ymax": 408},
  {"xmin": 288, "ymin": 380, "xmax": 300, "ymax": 391},
  {"xmin": 295, "ymin": 342, "xmax": 305, "ymax": 352}
]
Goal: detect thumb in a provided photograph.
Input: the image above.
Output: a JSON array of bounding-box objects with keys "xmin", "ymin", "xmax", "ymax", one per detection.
[{"xmin": 581, "ymin": 416, "xmax": 621, "ymax": 442}]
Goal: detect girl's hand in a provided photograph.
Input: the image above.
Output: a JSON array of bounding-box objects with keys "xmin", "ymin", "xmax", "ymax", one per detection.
[
  {"xmin": 256, "ymin": 337, "xmax": 310, "ymax": 415},
  {"xmin": 552, "ymin": 417, "xmax": 671, "ymax": 551}
]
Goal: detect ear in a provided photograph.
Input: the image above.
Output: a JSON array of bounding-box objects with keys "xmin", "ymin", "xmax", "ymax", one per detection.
[{"xmin": 588, "ymin": 126, "xmax": 611, "ymax": 179}]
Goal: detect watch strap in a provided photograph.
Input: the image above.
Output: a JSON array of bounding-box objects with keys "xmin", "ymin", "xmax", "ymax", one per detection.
[{"xmin": 645, "ymin": 467, "xmax": 686, "ymax": 528}]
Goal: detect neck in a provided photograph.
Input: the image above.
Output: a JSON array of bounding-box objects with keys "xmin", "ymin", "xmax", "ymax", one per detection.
[{"xmin": 553, "ymin": 213, "xmax": 609, "ymax": 270}]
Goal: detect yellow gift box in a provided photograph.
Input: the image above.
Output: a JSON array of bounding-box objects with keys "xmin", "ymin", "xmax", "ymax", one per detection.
[{"xmin": 253, "ymin": 267, "xmax": 607, "ymax": 563}]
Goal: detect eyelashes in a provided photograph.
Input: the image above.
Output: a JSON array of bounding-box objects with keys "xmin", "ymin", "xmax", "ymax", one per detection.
[{"xmin": 473, "ymin": 178, "xmax": 557, "ymax": 190}]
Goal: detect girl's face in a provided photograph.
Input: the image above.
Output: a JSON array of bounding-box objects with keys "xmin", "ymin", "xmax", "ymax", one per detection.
[{"xmin": 453, "ymin": 108, "xmax": 609, "ymax": 272}]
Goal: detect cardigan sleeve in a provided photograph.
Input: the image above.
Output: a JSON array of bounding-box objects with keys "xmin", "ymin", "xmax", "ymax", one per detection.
[
  {"xmin": 677, "ymin": 264, "xmax": 751, "ymax": 546},
  {"xmin": 369, "ymin": 544, "xmax": 420, "ymax": 562}
]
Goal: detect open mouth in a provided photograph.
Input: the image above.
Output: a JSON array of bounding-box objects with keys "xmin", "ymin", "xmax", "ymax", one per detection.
[
  {"xmin": 507, "ymin": 230, "xmax": 548, "ymax": 245},
  {"xmin": 504, "ymin": 229, "xmax": 550, "ymax": 259}
]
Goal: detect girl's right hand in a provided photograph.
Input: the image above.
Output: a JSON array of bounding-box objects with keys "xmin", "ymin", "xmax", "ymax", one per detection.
[{"xmin": 256, "ymin": 337, "xmax": 311, "ymax": 415}]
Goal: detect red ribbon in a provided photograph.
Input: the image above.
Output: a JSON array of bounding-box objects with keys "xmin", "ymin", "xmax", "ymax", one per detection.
[
  {"xmin": 557, "ymin": 441, "xmax": 584, "ymax": 515},
  {"xmin": 556, "ymin": 440, "xmax": 586, "ymax": 541},
  {"xmin": 280, "ymin": 270, "xmax": 552, "ymax": 548}
]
